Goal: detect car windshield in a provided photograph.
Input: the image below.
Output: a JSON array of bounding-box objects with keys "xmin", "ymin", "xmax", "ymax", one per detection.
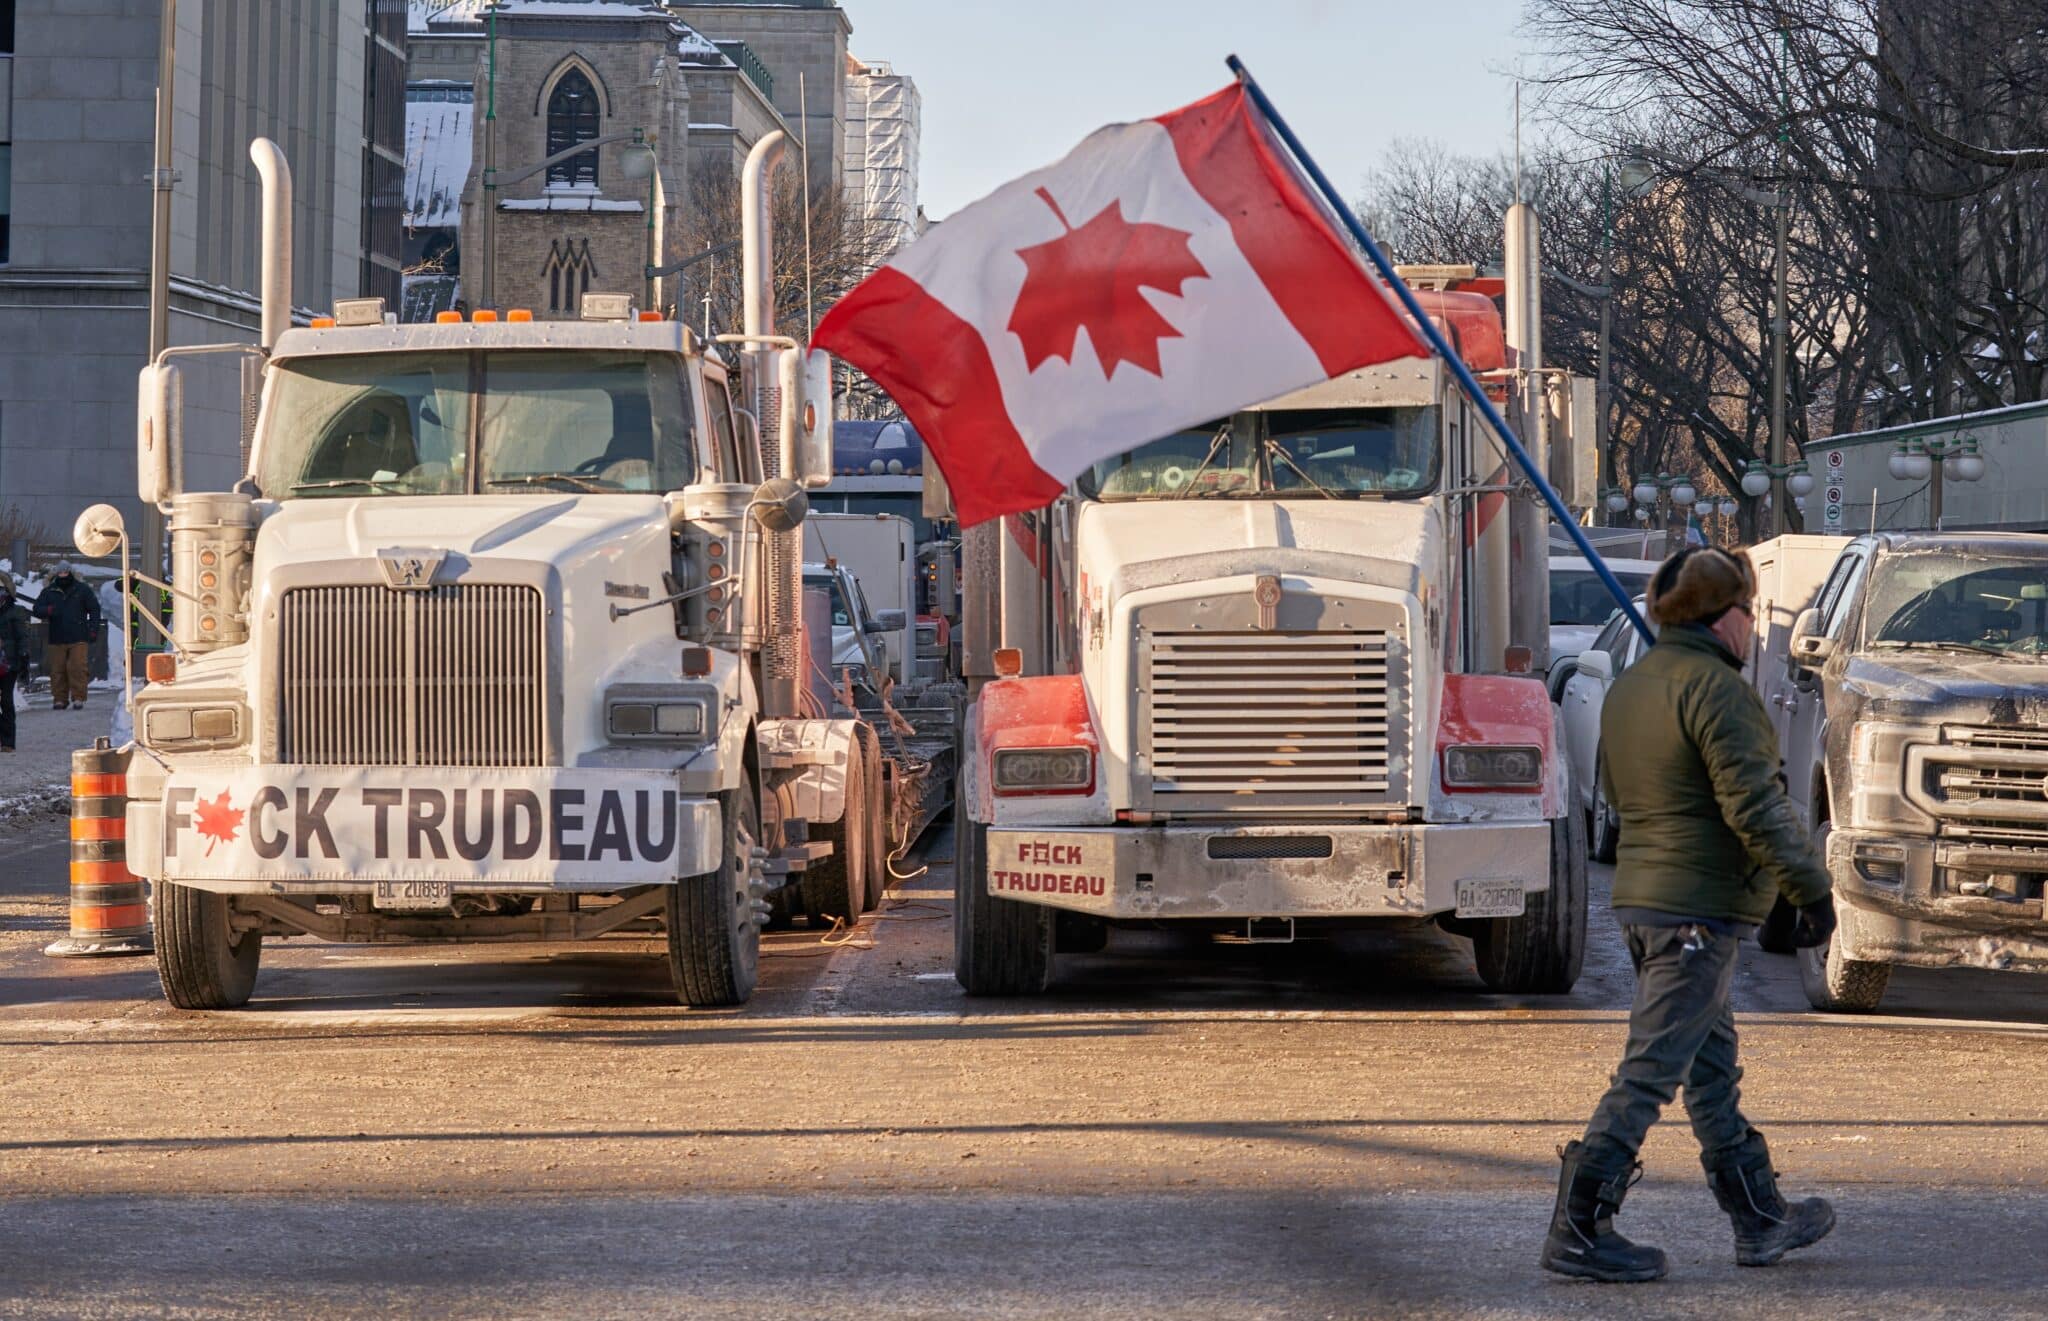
[
  {"xmin": 256, "ymin": 350, "xmax": 694, "ymax": 498},
  {"xmin": 1551, "ymin": 569, "xmax": 1652, "ymax": 626},
  {"xmin": 1074, "ymin": 407, "xmax": 1437, "ymax": 500},
  {"xmin": 1864, "ymin": 550, "xmax": 2048, "ymax": 658}
]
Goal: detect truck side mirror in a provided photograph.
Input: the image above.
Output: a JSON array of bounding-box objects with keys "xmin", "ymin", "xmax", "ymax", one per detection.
[
  {"xmin": 74, "ymin": 504, "xmax": 128, "ymax": 559},
  {"xmin": 1575, "ymin": 649, "xmax": 1613, "ymax": 683},
  {"xmin": 874, "ymin": 609, "xmax": 908, "ymax": 632},
  {"xmin": 750, "ymin": 476, "xmax": 808, "ymax": 533},
  {"xmin": 1788, "ymin": 606, "xmax": 1835, "ymax": 673},
  {"xmin": 778, "ymin": 348, "xmax": 834, "ymax": 490},
  {"xmin": 138, "ymin": 362, "xmax": 182, "ymax": 506}
]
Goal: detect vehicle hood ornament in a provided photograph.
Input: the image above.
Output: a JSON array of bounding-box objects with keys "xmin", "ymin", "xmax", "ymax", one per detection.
[{"xmin": 377, "ymin": 547, "xmax": 448, "ymax": 590}]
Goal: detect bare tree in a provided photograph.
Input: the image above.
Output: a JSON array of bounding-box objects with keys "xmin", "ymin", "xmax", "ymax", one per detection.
[{"xmin": 673, "ymin": 167, "xmax": 902, "ymax": 419}]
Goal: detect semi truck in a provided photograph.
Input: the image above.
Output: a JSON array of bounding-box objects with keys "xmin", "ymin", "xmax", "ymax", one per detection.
[
  {"xmin": 79, "ymin": 133, "xmax": 891, "ymax": 1010},
  {"xmin": 947, "ymin": 232, "xmax": 1601, "ymax": 994}
]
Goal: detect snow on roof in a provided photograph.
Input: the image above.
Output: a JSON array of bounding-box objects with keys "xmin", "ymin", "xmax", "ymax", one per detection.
[
  {"xmin": 405, "ymin": 83, "xmax": 474, "ymax": 231},
  {"xmin": 676, "ymin": 22, "xmax": 732, "ymax": 63},
  {"xmin": 500, "ymin": 196, "xmax": 646, "ymax": 212},
  {"xmin": 481, "ymin": 0, "xmax": 678, "ymax": 18},
  {"xmin": 408, "ymin": 0, "xmax": 490, "ymax": 34}
]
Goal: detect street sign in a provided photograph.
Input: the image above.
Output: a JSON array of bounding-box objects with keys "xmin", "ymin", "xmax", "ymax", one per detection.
[
  {"xmin": 1825, "ymin": 483, "xmax": 1845, "ymax": 527},
  {"xmin": 1826, "ymin": 449, "xmax": 1844, "ymax": 469}
]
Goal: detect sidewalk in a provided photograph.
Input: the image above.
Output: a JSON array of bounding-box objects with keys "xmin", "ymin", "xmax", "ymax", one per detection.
[{"xmin": 2, "ymin": 683, "xmax": 118, "ymax": 826}]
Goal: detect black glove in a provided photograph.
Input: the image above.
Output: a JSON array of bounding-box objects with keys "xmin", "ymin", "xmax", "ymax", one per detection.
[{"xmin": 1792, "ymin": 893, "xmax": 1837, "ymax": 949}]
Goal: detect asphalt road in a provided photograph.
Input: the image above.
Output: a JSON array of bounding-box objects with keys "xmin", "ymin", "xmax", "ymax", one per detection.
[{"xmin": 4, "ymin": 813, "xmax": 2046, "ymax": 1319}]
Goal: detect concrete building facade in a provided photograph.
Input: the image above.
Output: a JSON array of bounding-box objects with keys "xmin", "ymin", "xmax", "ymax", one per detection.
[
  {"xmin": 0, "ymin": 0, "xmax": 406, "ymax": 540},
  {"xmin": 668, "ymin": 0, "xmax": 847, "ymax": 195}
]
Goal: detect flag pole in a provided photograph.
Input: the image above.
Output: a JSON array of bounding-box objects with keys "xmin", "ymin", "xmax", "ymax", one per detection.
[{"xmin": 1226, "ymin": 55, "xmax": 1655, "ymax": 644}]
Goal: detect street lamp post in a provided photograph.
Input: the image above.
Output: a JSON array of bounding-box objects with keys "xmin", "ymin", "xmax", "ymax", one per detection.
[
  {"xmin": 1888, "ymin": 435, "xmax": 1985, "ymax": 529},
  {"xmin": 1620, "ymin": 145, "xmax": 1796, "ymax": 535},
  {"xmin": 1630, "ymin": 471, "xmax": 1698, "ymax": 548}
]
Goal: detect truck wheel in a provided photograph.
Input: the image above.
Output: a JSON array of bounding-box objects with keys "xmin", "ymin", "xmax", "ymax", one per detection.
[
  {"xmin": 668, "ymin": 785, "xmax": 762, "ymax": 1007},
  {"xmin": 864, "ymin": 732, "xmax": 890, "ymax": 910},
  {"xmin": 1798, "ymin": 933, "xmax": 1891, "ymax": 1012},
  {"xmin": 1589, "ymin": 758, "xmax": 1620, "ymax": 865},
  {"xmin": 1474, "ymin": 810, "xmax": 1587, "ymax": 995},
  {"xmin": 953, "ymin": 802, "xmax": 1053, "ymax": 995},
  {"xmin": 154, "ymin": 882, "xmax": 260, "ymax": 1010},
  {"xmin": 802, "ymin": 750, "xmax": 867, "ymax": 928}
]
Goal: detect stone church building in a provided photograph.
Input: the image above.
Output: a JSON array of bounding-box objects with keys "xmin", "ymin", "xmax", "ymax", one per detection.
[{"xmin": 410, "ymin": 0, "xmax": 869, "ymax": 322}]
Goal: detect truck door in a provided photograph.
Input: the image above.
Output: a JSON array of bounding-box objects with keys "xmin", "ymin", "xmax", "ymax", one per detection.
[{"xmin": 1782, "ymin": 545, "xmax": 1869, "ymax": 825}]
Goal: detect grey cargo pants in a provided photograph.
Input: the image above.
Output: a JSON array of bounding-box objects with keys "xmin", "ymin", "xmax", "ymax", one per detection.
[{"xmin": 1579, "ymin": 922, "xmax": 1755, "ymax": 1173}]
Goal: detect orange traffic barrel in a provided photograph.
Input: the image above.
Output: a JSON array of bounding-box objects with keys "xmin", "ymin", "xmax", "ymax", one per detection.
[{"xmin": 45, "ymin": 739, "xmax": 152, "ymax": 958}]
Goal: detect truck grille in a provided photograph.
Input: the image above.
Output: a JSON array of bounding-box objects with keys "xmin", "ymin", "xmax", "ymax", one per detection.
[
  {"xmin": 1922, "ymin": 728, "xmax": 2048, "ymax": 847},
  {"xmin": 1143, "ymin": 630, "xmax": 1401, "ymax": 801},
  {"xmin": 279, "ymin": 584, "xmax": 548, "ymax": 767}
]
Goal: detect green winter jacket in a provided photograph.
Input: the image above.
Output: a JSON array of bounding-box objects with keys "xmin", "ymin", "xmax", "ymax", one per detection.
[{"xmin": 1597, "ymin": 624, "xmax": 1830, "ymax": 924}]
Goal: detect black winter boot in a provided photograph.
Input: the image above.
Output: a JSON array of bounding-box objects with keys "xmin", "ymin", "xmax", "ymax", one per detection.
[
  {"xmin": 1702, "ymin": 1131, "xmax": 1835, "ymax": 1266},
  {"xmin": 1540, "ymin": 1140, "xmax": 1669, "ymax": 1282}
]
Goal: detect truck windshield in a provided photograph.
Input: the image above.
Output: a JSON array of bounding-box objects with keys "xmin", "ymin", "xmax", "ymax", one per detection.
[
  {"xmin": 1864, "ymin": 550, "xmax": 2048, "ymax": 658},
  {"xmin": 256, "ymin": 350, "xmax": 693, "ymax": 499},
  {"xmin": 1074, "ymin": 407, "xmax": 1437, "ymax": 500}
]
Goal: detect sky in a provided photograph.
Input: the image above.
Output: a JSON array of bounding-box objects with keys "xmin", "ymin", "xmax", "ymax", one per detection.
[{"xmin": 844, "ymin": 0, "xmax": 1533, "ymax": 221}]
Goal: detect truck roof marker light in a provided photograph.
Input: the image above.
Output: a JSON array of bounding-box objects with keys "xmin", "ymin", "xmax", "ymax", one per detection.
[
  {"xmin": 145, "ymin": 653, "xmax": 177, "ymax": 685},
  {"xmin": 473, "ymin": 309, "xmax": 499, "ymax": 323},
  {"xmin": 309, "ymin": 316, "xmax": 337, "ymax": 329},
  {"xmin": 333, "ymin": 297, "xmax": 387, "ymax": 327},
  {"xmin": 506, "ymin": 309, "xmax": 533, "ymax": 323},
  {"xmin": 436, "ymin": 311, "xmax": 462, "ymax": 324},
  {"xmin": 993, "ymin": 647, "xmax": 1023, "ymax": 677},
  {"xmin": 681, "ymin": 646, "xmax": 713, "ymax": 677},
  {"xmin": 638, "ymin": 310, "xmax": 664, "ymax": 323},
  {"xmin": 1503, "ymin": 645, "xmax": 1533, "ymax": 674}
]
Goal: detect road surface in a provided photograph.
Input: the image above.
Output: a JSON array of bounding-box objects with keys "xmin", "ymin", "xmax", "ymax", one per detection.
[{"xmin": 3, "ymin": 814, "xmax": 2045, "ymax": 1318}]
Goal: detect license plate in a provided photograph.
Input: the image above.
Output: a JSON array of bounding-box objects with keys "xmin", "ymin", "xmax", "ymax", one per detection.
[
  {"xmin": 374, "ymin": 880, "xmax": 453, "ymax": 911},
  {"xmin": 1455, "ymin": 878, "xmax": 1525, "ymax": 919}
]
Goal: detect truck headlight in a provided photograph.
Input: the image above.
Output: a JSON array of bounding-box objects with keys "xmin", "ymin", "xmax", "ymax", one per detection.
[
  {"xmin": 1443, "ymin": 744, "xmax": 1543, "ymax": 791},
  {"xmin": 992, "ymin": 746, "xmax": 1094, "ymax": 795},
  {"xmin": 606, "ymin": 685, "xmax": 716, "ymax": 743},
  {"xmin": 141, "ymin": 703, "xmax": 243, "ymax": 749}
]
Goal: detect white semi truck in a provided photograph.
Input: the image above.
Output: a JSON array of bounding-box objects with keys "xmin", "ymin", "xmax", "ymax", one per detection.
[
  {"xmin": 950, "ymin": 240, "xmax": 1601, "ymax": 995},
  {"xmin": 81, "ymin": 134, "xmax": 889, "ymax": 1010}
]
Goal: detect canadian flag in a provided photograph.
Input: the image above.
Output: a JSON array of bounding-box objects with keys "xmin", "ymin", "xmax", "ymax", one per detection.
[{"xmin": 813, "ymin": 83, "xmax": 1429, "ymax": 526}]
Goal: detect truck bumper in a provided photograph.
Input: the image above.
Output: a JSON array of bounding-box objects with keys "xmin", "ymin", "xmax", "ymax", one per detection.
[
  {"xmin": 126, "ymin": 766, "xmax": 722, "ymax": 895},
  {"xmin": 984, "ymin": 821, "xmax": 1550, "ymax": 920},
  {"xmin": 1831, "ymin": 827, "xmax": 2048, "ymax": 973}
]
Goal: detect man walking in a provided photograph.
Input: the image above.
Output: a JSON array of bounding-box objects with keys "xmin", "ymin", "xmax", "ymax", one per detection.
[
  {"xmin": 33, "ymin": 565, "xmax": 102, "ymax": 711},
  {"xmin": 0, "ymin": 572, "xmax": 30, "ymax": 751},
  {"xmin": 1541, "ymin": 546, "xmax": 1837, "ymax": 1283}
]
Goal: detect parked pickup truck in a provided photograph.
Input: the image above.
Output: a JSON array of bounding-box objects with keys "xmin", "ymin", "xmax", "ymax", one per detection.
[{"xmin": 1751, "ymin": 532, "xmax": 2048, "ymax": 1011}]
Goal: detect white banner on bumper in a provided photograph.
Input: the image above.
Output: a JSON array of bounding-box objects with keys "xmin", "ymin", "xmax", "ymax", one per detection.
[{"xmin": 161, "ymin": 768, "xmax": 705, "ymax": 886}]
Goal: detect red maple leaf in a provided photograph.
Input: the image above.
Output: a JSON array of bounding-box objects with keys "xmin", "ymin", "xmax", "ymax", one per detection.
[
  {"xmin": 1007, "ymin": 189, "xmax": 1208, "ymax": 379},
  {"xmin": 194, "ymin": 790, "xmax": 244, "ymax": 857}
]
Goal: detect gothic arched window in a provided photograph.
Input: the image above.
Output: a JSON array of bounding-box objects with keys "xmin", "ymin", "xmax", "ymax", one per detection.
[{"xmin": 545, "ymin": 69, "xmax": 600, "ymax": 187}]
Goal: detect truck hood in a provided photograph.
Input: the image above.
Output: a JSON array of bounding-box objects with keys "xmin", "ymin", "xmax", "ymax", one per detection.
[
  {"xmin": 256, "ymin": 494, "xmax": 669, "ymax": 574},
  {"xmin": 1840, "ymin": 650, "xmax": 2048, "ymax": 726},
  {"xmin": 1077, "ymin": 498, "xmax": 1436, "ymax": 598}
]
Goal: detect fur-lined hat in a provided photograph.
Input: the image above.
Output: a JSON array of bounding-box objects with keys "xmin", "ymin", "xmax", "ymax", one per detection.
[{"xmin": 1647, "ymin": 546, "xmax": 1757, "ymax": 628}]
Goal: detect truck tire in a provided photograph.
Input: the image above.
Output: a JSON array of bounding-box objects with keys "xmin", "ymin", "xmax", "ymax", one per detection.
[
  {"xmin": 1798, "ymin": 931, "xmax": 1891, "ymax": 1013},
  {"xmin": 1795, "ymin": 819, "xmax": 1889, "ymax": 1011},
  {"xmin": 859, "ymin": 726, "xmax": 890, "ymax": 910},
  {"xmin": 953, "ymin": 800, "xmax": 1053, "ymax": 995},
  {"xmin": 1589, "ymin": 756, "xmax": 1620, "ymax": 865},
  {"xmin": 668, "ymin": 785, "xmax": 762, "ymax": 1007},
  {"xmin": 1474, "ymin": 810, "xmax": 1587, "ymax": 995},
  {"xmin": 802, "ymin": 750, "xmax": 867, "ymax": 928},
  {"xmin": 154, "ymin": 882, "xmax": 261, "ymax": 1010}
]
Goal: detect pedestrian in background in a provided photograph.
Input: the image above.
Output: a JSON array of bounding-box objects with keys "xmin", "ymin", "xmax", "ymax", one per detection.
[
  {"xmin": 1541, "ymin": 546, "xmax": 1837, "ymax": 1283},
  {"xmin": 33, "ymin": 565, "xmax": 102, "ymax": 712},
  {"xmin": 0, "ymin": 572, "xmax": 30, "ymax": 751}
]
